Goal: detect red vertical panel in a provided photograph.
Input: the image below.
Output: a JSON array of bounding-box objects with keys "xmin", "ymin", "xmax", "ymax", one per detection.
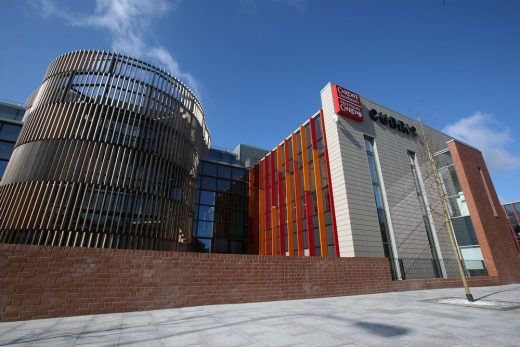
[
  {"xmin": 270, "ymin": 151, "xmax": 277, "ymax": 253},
  {"xmin": 277, "ymin": 149, "xmax": 286, "ymax": 256},
  {"xmin": 300, "ymin": 126, "xmax": 315, "ymax": 256},
  {"xmin": 292, "ymin": 134, "xmax": 305, "ymax": 256},
  {"xmin": 264, "ymin": 155, "xmax": 271, "ymax": 255},
  {"xmin": 304, "ymin": 192, "xmax": 315, "ymax": 255},
  {"xmin": 253, "ymin": 165, "xmax": 260, "ymax": 254},
  {"xmin": 319, "ymin": 109, "xmax": 340, "ymax": 257},
  {"xmin": 270, "ymin": 151, "xmax": 276, "ymax": 207}
]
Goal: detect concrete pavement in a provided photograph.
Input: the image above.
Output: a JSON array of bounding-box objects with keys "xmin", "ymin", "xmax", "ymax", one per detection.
[{"xmin": 1, "ymin": 283, "xmax": 519, "ymax": 346}]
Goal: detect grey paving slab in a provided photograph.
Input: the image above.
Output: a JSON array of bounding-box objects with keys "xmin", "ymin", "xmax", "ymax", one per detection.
[{"xmin": 1, "ymin": 283, "xmax": 520, "ymax": 346}]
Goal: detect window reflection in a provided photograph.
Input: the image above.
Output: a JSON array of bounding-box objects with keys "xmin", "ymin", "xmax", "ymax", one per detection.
[{"xmin": 192, "ymin": 148, "xmax": 248, "ymax": 254}]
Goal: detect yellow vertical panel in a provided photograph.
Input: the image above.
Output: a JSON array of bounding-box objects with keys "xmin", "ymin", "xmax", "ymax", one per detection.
[
  {"xmin": 271, "ymin": 206, "xmax": 278, "ymax": 255},
  {"xmin": 312, "ymin": 147, "xmax": 328, "ymax": 257},
  {"xmin": 300, "ymin": 126, "xmax": 311, "ymax": 191}
]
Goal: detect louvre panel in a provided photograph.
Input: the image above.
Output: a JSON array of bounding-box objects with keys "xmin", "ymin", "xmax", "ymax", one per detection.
[{"xmin": 0, "ymin": 50, "xmax": 210, "ymax": 251}]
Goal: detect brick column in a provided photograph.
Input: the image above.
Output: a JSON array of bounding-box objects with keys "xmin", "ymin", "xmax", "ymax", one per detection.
[{"xmin": 448, "ymin": 140, "xmax": 520, "ymax": 281}]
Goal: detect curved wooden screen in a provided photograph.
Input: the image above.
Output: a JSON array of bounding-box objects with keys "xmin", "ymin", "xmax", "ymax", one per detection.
[{"xmin": 0, "ymin": 50, "xmax": 210, "ymax": 251}]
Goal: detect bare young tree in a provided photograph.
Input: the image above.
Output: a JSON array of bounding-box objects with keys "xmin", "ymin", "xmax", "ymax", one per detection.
[{"xmin": 416, "ymin": 121, "xmax": 475, "ymax": 302}]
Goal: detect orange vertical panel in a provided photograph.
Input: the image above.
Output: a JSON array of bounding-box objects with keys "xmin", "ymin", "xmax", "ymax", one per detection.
[
  {"xmin": 300, "ymin": 126, "xmax": 311, "ymax": 191},
  {"xmin": 300, "ymin": 125, "xmax": 316, "ymax": 255},
  {"xmin": 310, "ymin": 117, "xmax": 328, "ymax": 257},
  {"xmin": 276, "ymin": 145, "xmax": 286, "ymax": 255},
  {"xmin": 284, "ymin": 139, "xmax": 294, "ymax": 256},
  {"xmin": 264, "ymin": 156, "xmax": 271, "ymax": 255},
  {"xmin": 291, "ymin": 132, "xmax": 304, "ymax": 256}
]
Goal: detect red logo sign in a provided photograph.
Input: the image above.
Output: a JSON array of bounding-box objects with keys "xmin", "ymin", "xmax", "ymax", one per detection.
[{"xmin": 332, "ymin": 84, "xmax": 363, "ymax": 122}]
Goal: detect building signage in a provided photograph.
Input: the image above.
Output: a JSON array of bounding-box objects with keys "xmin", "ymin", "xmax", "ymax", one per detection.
[
  {"xmin": 369, "ymin": 109, "xmax": 417, "ymax": 137},
  {"xmin": 332, "ymin": 84, "xmax": 363, "ymax": 122}
]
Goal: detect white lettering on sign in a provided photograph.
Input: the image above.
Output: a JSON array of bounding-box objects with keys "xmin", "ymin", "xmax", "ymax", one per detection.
[{"xmin": 332, "ymin": 84, "xmax": 364, "ymax": 122}]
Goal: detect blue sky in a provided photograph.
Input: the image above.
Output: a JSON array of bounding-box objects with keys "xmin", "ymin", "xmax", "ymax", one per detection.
[{"xmin": 0, "ymin": 0, "xmax": 519, "ymax": 202}]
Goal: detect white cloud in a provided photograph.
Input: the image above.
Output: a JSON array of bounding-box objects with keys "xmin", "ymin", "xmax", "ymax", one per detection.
[
  {"xmin": 443, "ymin": 112, "xmax": 520, "ymax": 173},
  {"xmin": 37, "ymin": 0, "xmax": 199, "ymax": 94}
]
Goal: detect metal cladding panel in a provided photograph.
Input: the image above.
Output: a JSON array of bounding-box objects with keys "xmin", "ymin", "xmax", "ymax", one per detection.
[
  {"xmin": 320, "ymin": 82, "xmax": 453, "ymax": 259},
  {"xmin": 0, "ymin": 50, "xmax": 209, "ymax": 251}
]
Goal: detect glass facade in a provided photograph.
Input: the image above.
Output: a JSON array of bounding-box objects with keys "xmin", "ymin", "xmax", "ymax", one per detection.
[
  {"xmin": 407, "ymin": 151, "xmax": 442, "ymax": 277},
  {"xmin": 502, "ymin": 201, "xmax": 520, "ymax": 251},
  {"xmin": 192, "ymin": 148, "xmax": 249, "ymax": 253},
  {"xmin": 435, "ymin": 150, "xmax": 487, "ymax": 276},
  {"xmin": 0, "ymin": 101, "xmax": 25, "ymax": 180},
  {"xmin": 364, "ymin": 137, "xmax": 394, "ymax": 259},
  {"xmin": 250, "ymin": 112, "xmax": 338, "ymax": 257}
]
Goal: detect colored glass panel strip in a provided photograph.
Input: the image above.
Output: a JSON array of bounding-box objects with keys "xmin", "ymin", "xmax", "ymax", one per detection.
[
  {"xmin": 310, "ymin": 117, "xmax": 328, "ymax": 257},
  {"xmin": 277, "ymin": 145, "xmax": 286, "ymax": 255},
  {"xmin": 300, "ymin": 125, "xmax": 316, "ymax": 256},
  {"xmin": 291, "ymin": 132, "xmax": 305, "ymax": 256},
  {"xmin": 284, "ymin": 139, "xmax": 294, "ymax": 256},
  {"xmin": 263, "ymin": 157, "xmax": 271, "ymax": 255},
  {"xmin": 270, "ymin": 151, "xmax": 277, "ymax": 255}
]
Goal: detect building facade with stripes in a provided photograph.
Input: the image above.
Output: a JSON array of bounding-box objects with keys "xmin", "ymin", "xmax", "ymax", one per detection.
[
  {"xmin": 248, "ymin": 83, "xmax": 512, "ymax": 280},
  {"xmin": 0, "ymin": 50, "xmax": 210, "ymax": 251}
]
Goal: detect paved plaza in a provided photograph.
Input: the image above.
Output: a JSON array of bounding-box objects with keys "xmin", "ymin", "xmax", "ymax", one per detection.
[{"xmin": 1, "ymin": 283, "xmax": 519, "ymax": 346}]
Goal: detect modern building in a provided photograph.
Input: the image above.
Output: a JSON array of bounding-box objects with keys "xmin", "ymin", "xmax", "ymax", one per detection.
[
  {"xmin": 0, "ymin": 100, "xmax": 25, "ymax": 179},
  {"xmin": 503, "ymin": 201, "xmax": 520, "ymax": 251},
  {"xmin": 0, "ymin": 50, "xmax": 210, "ymax": 251},
  {"xmin": 233, "ymin": 144, "xmax": 270, "ymax": 168},
  {"xmin": 0, "ymin": 50, "xmax": 514, "ymax": 284},
  {"xmin": 248, "ymin": 83, "xmax": 509, "ymax": 280},
  {"xmin": 192, "ymin": 146, "xmax": 268, "ymax": 254}
]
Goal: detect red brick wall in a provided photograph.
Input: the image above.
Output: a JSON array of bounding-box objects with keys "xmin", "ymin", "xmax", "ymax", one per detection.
[
  {"xmin": 448, "ymin": 140, "xmax": 520, "ymax": 280},
  {"xmin": 0, "ymin": 243, "xmax": 513, "ymax": 322}
]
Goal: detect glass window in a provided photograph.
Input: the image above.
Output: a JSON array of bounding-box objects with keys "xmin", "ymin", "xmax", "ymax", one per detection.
[
  {"xmin": 434, "ymin": 151, "xmax": 453, "ymax": 169},
  {"xmin": 0, "ymin": 141, "xmax": 15, "ymax": 159},
  {"xmin": 364, "ymin": 137, "xmax": 374, "ymax": 153},
  {"xmin": 198, "ymin": 205, "xmax": 214, "ymax": 221},
  {"xmin": 452, "ymin": 216, "xmax": 479, "ymax": 247},
  {"xmin": 196, "ymin": 221, "xmax": 214, "ymax": 237},
  {"xmin": 201, "ymin": 177, "xmax": 216, "ymax": 190},
  {"xmin": 504, "ymin": 204, "xmax": 515, "ymax": 217},
  {"xmin": 202, "ymin": 162, "xmax": 217, "ymax": 176},
  {"xmin": 209, "ymin": 150, "xmax": 221, "ymax": 162},
  {"xmin": 364, "ymin": 136, "xmax": 395, "ymax": 263},
  {"xmin": 199, "ymin": 190, "xmax": 215, "ymax": 205},
  {"xmin": 217, "ymin": 179, "xmax": 232, "ymax": 192},
  {"xmin": 232, "ymin": 168, "xmax": 245, "ymax": 181},
  {"xmin": 0, "ymin": 105, "xmax": 23, "ymax": 120},
  {"xmin": 0, "ymin": 124, "xmax": 21, "ymax": 142},
  {"xmin": 218, "ymin": 166, "xmax": 231, "ymax": 179},
  {"xmin": 439, "ymin": 166, "xmax": 462, "ymax": 196},
  {"xmin": 0, "ymin": 159, "xmax": 7, "ymax": 178},
  {"xmin": 373, "ymin": 187, "xmax": 384, "ymax": 209},
  {"xmin": 367, "ymin": 154, "xmax": 378, "ymax": 185},
  {"xmin": 514, "ymin": 203, "xmax": 520, "ymax": 216},
  {"xmin": 446, "ymin": 194, "xmax": 469, "ymax": 218}
]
